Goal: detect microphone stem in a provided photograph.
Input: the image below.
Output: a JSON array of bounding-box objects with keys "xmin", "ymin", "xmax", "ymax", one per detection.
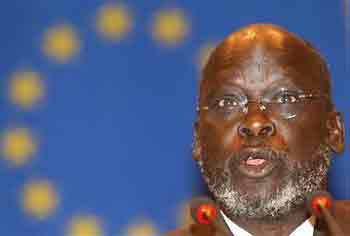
[
  {"xmin": 201, "ymin": 212, "xmax": 230, "ymax": 235},
  {"xmin": 319, "ymin": 205, "xmax": 345, "ymax": 236},
  {"xmin": 210, "ymin": 217, "xmax": 231, "ymax": 235}
]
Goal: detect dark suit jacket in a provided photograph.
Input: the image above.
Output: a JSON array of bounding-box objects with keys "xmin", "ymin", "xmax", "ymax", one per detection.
[{"xmin": 167, "ymin": 200, "xmax": 350, "ymax": 236}]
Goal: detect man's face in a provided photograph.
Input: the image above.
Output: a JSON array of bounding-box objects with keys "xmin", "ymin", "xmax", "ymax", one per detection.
[{"xmin": 195, "ymin": 26, "xmax": 342, "ymax": 220}]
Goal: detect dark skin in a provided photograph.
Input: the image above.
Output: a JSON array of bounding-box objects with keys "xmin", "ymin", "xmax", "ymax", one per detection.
[{"xmin": 196, "ymin": 24, "xmax": 344, "ymax": 236}]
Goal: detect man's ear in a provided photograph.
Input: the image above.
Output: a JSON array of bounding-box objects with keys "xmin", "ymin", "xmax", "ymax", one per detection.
[
  {"xmin": 192, "ymin": 120, "xmax": 201, "ymax": 161},
  {"xmin": 326, "ymin": 111, "xmax": 345, "ymax": 153}
]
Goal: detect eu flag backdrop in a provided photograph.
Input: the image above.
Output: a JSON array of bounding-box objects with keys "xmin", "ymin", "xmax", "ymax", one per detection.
[{"xmin": 0, "ymin": 1, "xmax": 349, "ymax": 235}]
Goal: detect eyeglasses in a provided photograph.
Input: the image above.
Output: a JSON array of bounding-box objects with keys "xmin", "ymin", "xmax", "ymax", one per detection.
[{"xmin": 197, "ymin": 91, "xmax": 329, "ymax": 120}]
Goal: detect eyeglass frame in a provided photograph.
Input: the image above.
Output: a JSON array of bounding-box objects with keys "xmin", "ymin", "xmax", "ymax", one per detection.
[{"xmin": 196, "ymin": 91, "xmax": 330, "ymax": 120}]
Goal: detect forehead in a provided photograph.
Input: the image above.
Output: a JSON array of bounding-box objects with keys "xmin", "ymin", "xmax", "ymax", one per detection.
[
  {"xmin": 200, "ymin": 25, "xmax": 330, "ymax": 99},
  {"xmin": 212, "ymin": 46, "xmax": 304, "ymax": 93}
]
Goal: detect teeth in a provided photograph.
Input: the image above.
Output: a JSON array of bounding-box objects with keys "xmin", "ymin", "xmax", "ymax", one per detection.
[{"xmin": 248, "ymin": 156, "xmax": 254, "ymax": 160}]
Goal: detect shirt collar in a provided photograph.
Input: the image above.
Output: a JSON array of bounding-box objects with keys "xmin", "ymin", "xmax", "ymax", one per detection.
[{"xmin": 220, "ymin": 210, "xmax": 316, "ymax": 236}]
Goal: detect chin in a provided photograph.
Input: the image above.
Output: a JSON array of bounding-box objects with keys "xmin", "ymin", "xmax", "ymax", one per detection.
[
  {"xmin": 214, "ymin": 180, "xmax": 304, "ymax": 220},
  {"xmin": 197, "ymin": 144, "xmax": 331, "ymax": 220}
]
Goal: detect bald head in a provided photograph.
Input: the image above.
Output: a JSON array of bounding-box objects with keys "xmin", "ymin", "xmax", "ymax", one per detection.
[{"xmin": 201, "ymin": 24, "xmax": 331, "ymax": 105}]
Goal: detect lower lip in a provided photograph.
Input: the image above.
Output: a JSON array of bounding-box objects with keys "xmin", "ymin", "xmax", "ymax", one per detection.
[{"xmin": 237, "ymin": 160, "xmax": 276, "ymax": 179}]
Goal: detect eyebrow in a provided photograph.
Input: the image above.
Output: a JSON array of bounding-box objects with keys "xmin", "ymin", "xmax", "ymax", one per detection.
[
  {"xmin": 264, "ymin": 79, "xmax": 302, "ymax": 93},
  {"xmin": 203, "ymin": 80, "xmax": 304, "ymax": 104},
  {"xmin": 203, "ymin": 85, "xmax": 246, "ymax": 104},
  {"xmin": 204, "ymin": 65, "xmax": 318, "ymax": 99}
]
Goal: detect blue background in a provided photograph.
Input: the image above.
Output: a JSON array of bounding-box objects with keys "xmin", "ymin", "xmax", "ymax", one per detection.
[{"xmin": 0, "ymin": 1, "xmax": 349, "ymax": 235}]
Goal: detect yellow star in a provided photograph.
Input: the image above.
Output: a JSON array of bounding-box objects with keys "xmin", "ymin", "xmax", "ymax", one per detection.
[
  {"xmin": 151, "ymin": 8, "xmax": 190, "ymax": 47},
  {"xmin": 197, "ymin": 42, "xmax": 216, "ymax": 70},
  {"xmin": 1, "ymin": 127, "xmax": 36, "ymax": 166},
  {"xmin": 66, "ymin": 215, "xmax": 103, "ymax": 236},
  {"xmin": 96, "ymin": 3, "xmax": 133, "ymax": 41},
  {"xmin": 20, "ymin": 179, "xmax": 59, "ymax": 219},
  {"xmin": 124, "ymin": 219, "xmax": 159, "ymax": 236},
  {"xmin": 42, "ymin": 24, "xmax": 80, "ymax": 63},
  {"xmin": 9, "ymin": 70, "xmax": 44, "ymax": 109}
]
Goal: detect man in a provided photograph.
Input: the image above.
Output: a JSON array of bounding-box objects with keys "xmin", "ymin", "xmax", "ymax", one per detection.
[{"xmin": 168, "ymin": 24, "xmax": 349, "ymax": 236}]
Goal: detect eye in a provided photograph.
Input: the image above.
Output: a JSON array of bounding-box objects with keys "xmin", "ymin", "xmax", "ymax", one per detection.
[
  {"xmin": 215, "ymin": 96, "xmax": 240, "ymax": 110},
  {"xmin": 275, "ymin": 92, "xmax": 299, "ymax": 104}
]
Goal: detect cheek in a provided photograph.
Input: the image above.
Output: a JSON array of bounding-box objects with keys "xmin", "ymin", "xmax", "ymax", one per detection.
[
  {"xmin": 284, "ymin": 109, "xmax": 327, "ymax": 160},
  {"xmin": 199, "ymin": 116, "xmax": 241, "ymax": 161}
]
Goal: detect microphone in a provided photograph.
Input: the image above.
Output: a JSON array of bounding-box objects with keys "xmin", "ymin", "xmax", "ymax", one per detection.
[
  {"xmin": 189, "ymin": 197, "xmax": 231, "ymax": 235},
  {"xmin": 190, "ymin": 197, "xmax": 217, "ymax": 225},
  {"xmin": 306, "ymin": 191, "xmax": 345, "ymax": 236}
]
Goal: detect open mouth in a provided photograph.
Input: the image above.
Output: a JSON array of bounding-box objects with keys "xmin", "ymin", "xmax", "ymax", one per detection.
[{"xmin": 236, "ymin": 148, "xmax": 279, "ymax": 179}]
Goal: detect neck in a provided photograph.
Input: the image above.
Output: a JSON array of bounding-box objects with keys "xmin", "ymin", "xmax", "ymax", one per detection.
[{"xmin": 229, "ymin": 206, "xmax": 310, "ymax": 236}]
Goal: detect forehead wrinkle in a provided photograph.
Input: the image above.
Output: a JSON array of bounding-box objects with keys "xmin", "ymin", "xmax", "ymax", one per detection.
[
  {"xmin": 208, "ymin": 50, "xmax": 324, "ymax": 97},
  {"xmin": 241, "ymin": 44, "xmax": 271, "ymax": 83},
  {"xmin": 218, "ymin": 45, "xmax": 286, "ymax": 95},
  {"xmin": 208, "ymin": 46, "xmax": 270, "ymax": 80},
  {"xmin": 200, "ymin": 24, "xmax": 332, "ymax": 103}
]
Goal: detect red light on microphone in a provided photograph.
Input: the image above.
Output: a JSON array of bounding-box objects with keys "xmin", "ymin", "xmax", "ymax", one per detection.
[
  {"xmin": 311, "ymin": 195, "xmax": 332, "ymax": 216},
  {"xmin": 306, "ymin": 191, "xmax": 345, "ymax": 235},
  {"xmin": 196, "ymin": 204, "xmax": 217, "ymax": 225}
]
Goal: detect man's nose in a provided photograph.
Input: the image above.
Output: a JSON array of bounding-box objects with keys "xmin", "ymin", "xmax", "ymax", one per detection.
[{"xmin": 237, "ymin": 104, "xmax": 276, "ymax": 138}]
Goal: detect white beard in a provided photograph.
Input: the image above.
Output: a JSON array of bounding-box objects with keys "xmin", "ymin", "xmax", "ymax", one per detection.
[{"xmin": 196, "ymin": 144, "xmax": 331, "ymax": 220}]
